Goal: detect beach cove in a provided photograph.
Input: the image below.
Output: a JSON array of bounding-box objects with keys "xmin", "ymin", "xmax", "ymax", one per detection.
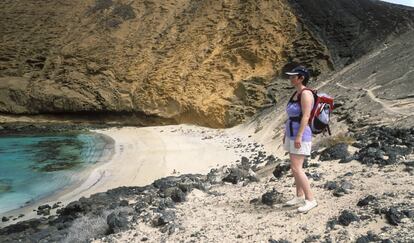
[{"xmin": 0, "ymin": 124, "xmax": 257, "ymax": 227}]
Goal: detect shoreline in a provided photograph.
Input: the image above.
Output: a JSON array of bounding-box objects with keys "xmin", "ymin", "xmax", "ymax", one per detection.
[
  {"xmin": 0, "ymin": 132, "xmax": 116, "ymax": 226},
  {"xmin": 0, "ymin": 124, "xmax": 254, "ymax": 227}
]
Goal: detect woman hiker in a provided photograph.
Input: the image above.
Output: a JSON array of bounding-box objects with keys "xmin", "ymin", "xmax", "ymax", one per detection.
[{"xmin": 283, "ymin": 65, "xmax": 318, "ymax": 213}]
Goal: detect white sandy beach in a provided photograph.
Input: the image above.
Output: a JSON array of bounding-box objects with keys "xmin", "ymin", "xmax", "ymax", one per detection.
[
  {"xmin": 68, "ymin": 125, "xmax": 252, "ymax": 197},
  {"xmin": 0, "ymin": 124, "xmax": 257, "ymax": 226}
]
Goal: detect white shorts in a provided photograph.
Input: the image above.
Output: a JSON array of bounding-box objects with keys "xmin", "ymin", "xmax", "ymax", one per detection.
[{"xmin": 283, "ymin": 138, "xmax": 312, "ymax": 156}]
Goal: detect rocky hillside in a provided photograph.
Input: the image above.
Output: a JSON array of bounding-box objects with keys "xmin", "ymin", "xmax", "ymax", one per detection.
[{"xmin": 0, "ymin": 0, "xmax": 412, "ymax": 127}]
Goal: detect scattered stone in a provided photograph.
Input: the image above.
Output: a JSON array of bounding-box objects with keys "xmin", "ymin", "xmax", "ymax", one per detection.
[
  {"xmin": 340, "ymin": 181, "xmax": 353, "ymax": 190},
  {"xmin": 52, "ymin": 203, "xmax": 61, "ymax": 209},
  {"xmin": 305, "ymin": 172, "xmax": 322, "ymax": 181},
  {"xmin": 310, "ymin": 151, "xmax": 319, "ymax": 159},
  {"xmin": 272, "ymin": 162, "xmax": 290, "ymax": 179},
  {"xmin": 385, "ymin": 207, "xmax": 404, "ymax": 225},
  {"xmin": 249, "ymin": 198, "xmax": 259, "ymax": 204},
  {"xmin": 402, "ymin": 210, "xmax": 414, "ymax": 218},
  {"xmin": 153, "ymin": 210, "xmax": 175, "ymax": 227},
  {"xmin": 354, "ymin": 127, "xmax": 414, "ymax": 165},
  {"xmin": 324, "ymin": 181, "xmax": 338, "ymax": 190},
  {"xmin": 303, "ymin": 158, "xmax": 309, "ymax": 168},
  {"xmin": 163, "ymin": 187, "xmax": 186, "ymax": 203},
  {"xmin": 222, "ymin": 168, "xmax": 249, "ymax": 184},
  {"xmin": 241, "ymin": 156, "xmax": 249, "ymax": 165},
  {"xmin": 1, "ymin": 216, "xmax": 9, "ymax": 222},
  {"xmin": 344, "ymin": 172, "xmax": 353, "ymax": 176},
  {"xmin": 357, "ymin": 195, "xmax": 377, "ymax": 207},
  {"xmin": 268, "ymin": 239, "xmax": 291, "ymax": 243},
  {"xmin": 324, "ymin": 179, "xmax": 353, "ymax": 196},
  {"xmin": 303, "ymin": 235, "xmax": 321, "ymax": 243},
  {"xmin": 338, "ymin": 210, "xmax": 359, "ymax": 226},
  {"xmin": 339, "ymin": 155, "xmax": 355, "ymax": 163},
  {"xmin": 264, "ymin": 155, "xmax": 278, "ymax": 166},
  {"xmin": 320, "ymin": 143, "xmax": 350, "ymax": 161},
  {"xmin": 37, "ymin": 204, "xmax": 51, "ymax": 216},
  {"xmin": 356, "ymin": 231, "xmax": 380, "ymax": 243},
  {"xmin": 119, "ymin": 200, "xmax": 129, "ymax": 207},
  {"xmin": 261, "ymin": 188, "xmax": 284, "ymax": 206},
  {"xmin": 107, "ymin": 211, "xmax": 129, "ymax": 234}
]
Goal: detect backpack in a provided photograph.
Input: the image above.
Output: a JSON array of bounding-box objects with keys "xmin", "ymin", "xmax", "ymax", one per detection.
[{"xmin": 296, "ymin": 88, "xmax": 335, "ymax": 135}]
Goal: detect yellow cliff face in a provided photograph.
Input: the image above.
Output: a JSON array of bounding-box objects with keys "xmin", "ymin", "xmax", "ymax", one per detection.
[{"xmin": 0, "ymin": 0, "xmax": 332, "ymax": 127}]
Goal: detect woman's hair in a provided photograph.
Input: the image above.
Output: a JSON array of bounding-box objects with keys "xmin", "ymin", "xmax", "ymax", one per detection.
[{"xmin": 300, "ymin": 74, "xmax": 310, "ymax": 86}]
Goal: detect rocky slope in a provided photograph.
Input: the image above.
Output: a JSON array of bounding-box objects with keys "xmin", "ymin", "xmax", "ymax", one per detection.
[
  {"xmin": 1, "ymin": 28, "xmax": 413, "ymax": 240},
  {"xmin": 0, "ymin": 0, "xmax": 412, "ymax": 127},
  {"xmin": 0, "ymin": 1, "xmax": 413, "ymax": 242},
  {"xmin": 0, "ymin": 126, "xmax": 413, "ymax": 242}
]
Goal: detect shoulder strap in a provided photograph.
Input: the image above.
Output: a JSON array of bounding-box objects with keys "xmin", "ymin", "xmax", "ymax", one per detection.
[{"xmin": 288, "ymin": 91, "xmax": 297, "ymax": 103}]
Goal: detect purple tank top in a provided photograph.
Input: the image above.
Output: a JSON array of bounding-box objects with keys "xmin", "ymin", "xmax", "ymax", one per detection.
[{"xmin": 285, "ymin": 97, "xmax": 313, "ymax": 142}]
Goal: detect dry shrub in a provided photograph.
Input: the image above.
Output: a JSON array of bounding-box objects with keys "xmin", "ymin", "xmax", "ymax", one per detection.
[
  {"xmin": 318, "ymin": 133, "xmax": 355, "ymax": 148},
  {"xmin": 62, "ymin": 207, "xmax": 133, "ymax": 243},
  {"xmin": 62, "ymin": 213, "xmax": 109, "ymax": 243}
]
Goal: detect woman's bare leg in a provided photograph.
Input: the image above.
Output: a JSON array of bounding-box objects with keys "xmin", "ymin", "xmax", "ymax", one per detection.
[{"xmin": 290, "ymin": 153, "xmax": 313, "ymax": 200}]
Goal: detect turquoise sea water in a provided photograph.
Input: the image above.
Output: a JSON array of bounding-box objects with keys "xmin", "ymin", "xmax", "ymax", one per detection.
[{"xmin": 0, "ymin": 132, "xmax": 110, "ymax": 214}]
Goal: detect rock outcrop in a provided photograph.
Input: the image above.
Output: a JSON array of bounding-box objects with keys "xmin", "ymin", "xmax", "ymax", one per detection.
[{"xmin": 1, "ymin": 0, "xmax": 412, "ymax": 127}]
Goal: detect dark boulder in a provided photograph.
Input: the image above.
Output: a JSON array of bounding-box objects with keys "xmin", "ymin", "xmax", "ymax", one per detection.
[
  {"xmin": 241, "ymin": 156, "xmax": 250, "ymax": 166},
  {"xmin": 0, "ymin": 218, "xmax": 44, "ymax": 235},
  {"xmin": 157, "ymin": 197, "xmax": 175, "ymax": 210},
  {"xmin": 339, "ymin": 155, "xmax": 355, "ymax": 163},
  {"xmin": 320, "ymin": 143, "xmax": 350, "ymax": 161},
  {"xmin": 58, "ymin": 201, "xmax": 87, "ymax": 216},
  {"xmin": 37, "ymin": 204, "xmax": 51, "ymax": 216},
  {"xmin": 134, "ymin": 201, "xmax": 149, "ymax": 214},
  {"xmin": 356, "ymin": 231, "xmax": 380, "ymax": 243},
  {"xmin": 338, "ymin": 210, "xmax": 359, "ymax": 226},
  {"xmin": 272, "ymin": 162, "xmax": 290, "ymax": 179},
  {"xmin": 385, "ymin": 207, "xmax": 404, "ymax": 226},
  {"xmin": 264, "ymin": 155, "xmax": 278, "ymax": 166},
  {"xmin": 163, "ymin": 187, "xmax": 186, "ymax": 203},
  {"xmin": 357, "ymin": 195, "xmax": 377, "ymax": 207},
  {"xmin": 52, "ymin": 202, "xmax": 61, "ymax": 209},
  {"xmin": 305, "ymin": 172, "xmax": 322, "ymax": 181},
  {"xmin": 222, "ymin": 168, "xmax": 249, "ymax": 184},
  {"xmin": 152, "ymin": 210, "xmax": 175, "ymax": 227},
  {"xmin": 354, "ymin": 127, "xmax": 414, "ymax": 166},
  {"xmin": 402, "ymin": 210, "xmax": 414, "ymax": 218},
  {"xmin": 119, "ymin": 200, "xmax": 129, "ymax": 207},
  {"xmin": 261, "ymin": 189, "xmax": 284, "ymax": 206},
  {"xmin": 107, "ymin": 211, "xmax": 129, "ymax": 234},
  {"xmin": 324, "ymin": 181, "xmax": 338, "ymax": 190},
  {"xmin": 331, "ymin": 180, "xmax": 353, "ymax": 197}
]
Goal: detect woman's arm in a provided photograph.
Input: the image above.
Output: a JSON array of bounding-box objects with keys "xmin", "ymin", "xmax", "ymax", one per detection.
[{"xmin": 294, "ymin": 90, "xmax": 313, "ymax": 148}]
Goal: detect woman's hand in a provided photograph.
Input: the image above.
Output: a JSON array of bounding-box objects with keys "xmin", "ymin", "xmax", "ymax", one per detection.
[{"xmin": 294, "ymin": 135, "xmax": 302, "ymax": 149}]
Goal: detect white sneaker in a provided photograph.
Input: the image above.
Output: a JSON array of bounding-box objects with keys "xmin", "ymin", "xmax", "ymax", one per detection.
[
  {"xmin": 285, "ymin": 196, "xmax": 305, "ymax": 206},
  {"xmin": 297, "ymin": 200, "xmax": 318, "ymax": 213}
]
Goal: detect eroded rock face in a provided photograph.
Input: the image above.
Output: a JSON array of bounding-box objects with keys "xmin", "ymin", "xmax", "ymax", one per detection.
[
  {"xmin": 4, "ymin": 0, "xmax": 411, "ymax": 127},
  {"xmin": 0, "ymin": 0, "xmax": 331, "ymax": 127}
]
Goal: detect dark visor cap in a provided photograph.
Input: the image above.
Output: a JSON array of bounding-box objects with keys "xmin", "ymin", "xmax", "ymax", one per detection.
[{"xmin": 285, "ymin": 66, "xmax": 309, "ymax": 77}]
